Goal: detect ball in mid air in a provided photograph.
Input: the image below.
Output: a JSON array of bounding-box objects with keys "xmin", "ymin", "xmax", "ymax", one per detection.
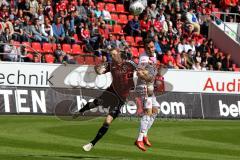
[{"xmin": 129, "ymin": 1, "xmax": 145, "ymax": 16}]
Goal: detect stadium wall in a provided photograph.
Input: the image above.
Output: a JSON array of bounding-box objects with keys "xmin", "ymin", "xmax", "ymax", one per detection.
[
  {"xmin": 208, "ymin": 21, "xmax": 240, "ymax": 66},
  {"xmin": 0, "ymin": 62, "xmax": 240, "ymax": 119}
]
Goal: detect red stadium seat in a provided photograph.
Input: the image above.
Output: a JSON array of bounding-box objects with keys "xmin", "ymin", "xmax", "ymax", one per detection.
[
  {"xmin": 22, "ymin": 42, "xmax": 33, "ymax": 52},
  {"xmin": 106, "ymin": 24, "xmax": 113, "ymax": 32},
  {"xmin": 116, "ymin": 4, "xmax": 127, "ymax": 13},
  {"xmin": 118, "ymin": 14, "xmax": 128, "ymax": 24},
  {"xmin": 97, "ymin": 2, "xmax": 105, "ymax": 11},
  {"xmin": 85, "ymin": 56, "xmax": 95, "ymax": 65},
  {"xmin": 111, "ymin": 13, "xmax": 119, "ymax": 22},
  {"xmin": 112, "ymin": 25, "xmax": 122, "ymax": 34},
  {"xmin": 103, "ymin": 0, "xmax": 116, "ymax": 3},
  {"xmin": 13, "ymin": 41, "xmax": 21, "ymax": 48},
  {"xmin": 128, "ymin": 15, "xmax": 134, "ymax": 21},
  {"xmin": 75, "ymin": 56, "xmax": 85, "ymax": 64},
  {"xmin": 72, "ymin": 44, "xmax": 82, "ymax": 55},
  {"xmin": 42, "ymin": 43, "xmax": 53, "ymax": 53},
  {"xmin": 131, "ymin": 47, "xmax": 139, "ymax": 57},
  {"xmin": 105, "ymin": 3, "xmax": 116, "ymax": 12},
  {"xmin": 139, "ymin": 48, "xmax": 145, "ymax": 55},
  {"xmin": 135, "ymin": 36, "xmax": 143, "ymax": 46},
  {"xmin": 95, "ymin": 57, "xmax": 102, "ymax": 65},
  {"xmin": 52, "ymin": 43, "xmax": 57, "ymax": 51},
  {"xmin": 126, "ymin": 36, "xmax": 135, "ymax": 46},
  {"xmin": 32, "ymin": 42, "xmax": 43, "ymax": 53},
  {"xmin": 62, "ymin": 44, "xmax": 72, "ymax": 54},
  {"xmin": 45, "ymin": 54, "xmax": 55, "ymax": 63}
]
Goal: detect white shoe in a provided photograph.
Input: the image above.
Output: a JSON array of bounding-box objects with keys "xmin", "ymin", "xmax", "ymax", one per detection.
[{"xmin": 82, "ymin": 143, "xmax": 93, "ymax": 152}]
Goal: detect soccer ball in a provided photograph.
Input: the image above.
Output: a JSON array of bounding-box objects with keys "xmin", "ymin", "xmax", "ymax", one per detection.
[{"xmin": 129, "ymin": 1, "xmax": 145, "ymax": 16}]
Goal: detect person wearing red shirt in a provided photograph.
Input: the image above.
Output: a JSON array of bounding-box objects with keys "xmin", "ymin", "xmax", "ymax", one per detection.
[
  {"xmin": 162, "ymin": 50, "xmax": 177, "ymax": 68},
  {"xmin": 56, "ymin": 0, "xmax": 67, "ymax": 12},
  {"xmin": 153, "ymin": 15, "xmax": 163, "ymax": 32},
  {"xmin": 98, "ymin": 21, "xmax": 109, "ymax": 39},
  {"xmin": 140, "ymin": 14, "xmax": 151, "ymax": 39}
]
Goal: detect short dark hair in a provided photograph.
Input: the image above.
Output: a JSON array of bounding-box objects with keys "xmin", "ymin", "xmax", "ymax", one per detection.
[{"xmin": 144, "ymin": 38, "xmax": 154, "ymax": 46}]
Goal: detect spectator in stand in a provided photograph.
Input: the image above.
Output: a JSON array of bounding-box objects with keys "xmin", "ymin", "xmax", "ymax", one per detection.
[
  {"xmin": 2, "ymin": 28, "xmax": 13, "ymax": 43},
  {"xmin": 52, "ymin": 16, "xmax": 66, "ymax": 43},
  {"xmin": 94, "ymin": 5, "xmax": 102, "ymax": 18},
  {"xmin": 81, "ymin": 24, "xmax": 93, "ymax": 52},
  {"xmin": 17, "ymin": 9, "xmax": 25, "ymax": 24},
  {"xmin": 12, "ymin": 19, "xmax": 24, "ymax": 42},
  {"xmin": 56, "ymin": 0, "xmax": 67, "ymax": 13},
  {"xmin": 177, "ymin": 38, "xmax": 187, "ymax": 54},
  {"xmin": 44, "ymin": 0, "xmax": 53, "ymax": 15},
  {"xmin": 202, "ymin": 51, "xmax": 214, "ymax": 68},
  {"xmin": 192, "ymin": 61, "xmax": 202, "ymax": 70},
  {"xmin": 106, "ymin": 34, "xmax": 117, "ymax": 50},
  {"xmin": 186, "ymin": 8, "xmax": 200, "ymax": 34},
  {"xmin": 101, "ymin": 4, "xmax": 113, "ymax": 25},
  {"xmin": 153, "ymin": 14, "xmax": 163, "ymax": 33},
  {"xmin": 128, "ymin": 15, "xmax": 141, "ymax": 36},
  {"xmin": 222, "ymin": 53, "xmax": 233, "ymax": 71},
  {"xmin": 3, "ymin": 39, "xmax": 20, "ymax": 61},
  {"xmin": 153, "ymin": 35, "xmax": 162, "ymax": 58},
  {"xmin": 232, "ymin": 1, "xmax": 240, "ymax": 13},
  {"xmin": 116, "ymin": 34, "xmax": 129, "ymax": 51},
  {"xmin": 29, "ymin": 0, "xmax": 39, "ymax": 16},
  {"xmin": 194, "ymin": 51, "xmax": 202, "ymax": 64},
  {"xmin": 22, "ymin": 16, "xmax": 33, "ymax": 42},
  {"xmin": 41, "ymin": 17, "xmax": 55, "ymax": 43},
  {"xmin": 37, "ymin": 7, "xmax": 45, "ymax": 25},
  {"xmin": 54, "ymin": 43, "xmax": 75, "ymax": 64},
  {"xmin": 162, "ymin": 50, "xmax": 177, "ymax": 68},
  {"xmin": 63, "ymin": 17, "xmax": 75, "ymax": 44},
  {"xmin": 31, "ymin": 18, "xmax": 48, "ymax": 42},
  {"xmin": 197, "ymin": 39, "xmax": 208, "ymax": 55},
  {"xmin": 98, "ymin": 21, "xmax": 110, "ymax": 39},
  {"xmin": 140, "ymin": 14, "xmax": 151, "ymax": 39},
  {"xmin": 221, "ymin": 0, "xmax": 238, "ymax": 11},
  {"xmin": 77, "ymin": 0, "xmax": 88, "ymax": 23},
  {"xmin": 215, "ymin": 62, "xmax": 223, "ymax": 71},
  {"xmin": 149, "ymin": 4, "xmax": 159, "ymax": 19},
  {"xmin": 175, "ymin": 53, "xmax": 187, "ymax": 69}
]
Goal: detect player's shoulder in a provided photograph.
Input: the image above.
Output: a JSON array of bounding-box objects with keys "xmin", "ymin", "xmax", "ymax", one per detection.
[{"xmin": 139, "ymin": 52, "xmax": 149, "ymax": 63}]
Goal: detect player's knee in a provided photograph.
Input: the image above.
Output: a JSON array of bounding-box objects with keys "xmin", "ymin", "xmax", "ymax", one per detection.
[
  {"xmin": 105, "ymin": 115, "xmax": 113, "ymax": 125},
  {"xmin": 144, "ymin": 109, "xmax": 152, "ymax": 116},
  {"xmin": 152, "ymin": 107, "xmax": 158, "ymax": 114}
]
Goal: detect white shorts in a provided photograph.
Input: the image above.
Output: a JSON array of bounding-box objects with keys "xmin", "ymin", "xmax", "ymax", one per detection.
[{"xmin": 143, "ymin": 95, "xmax": 160, "ymax": 109}]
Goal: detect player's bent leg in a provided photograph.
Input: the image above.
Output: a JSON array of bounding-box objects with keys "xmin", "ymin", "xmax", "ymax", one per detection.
[
  {"xmin": 80, "ymin": 98, "xmax": 103, "ymax": 113},
  {"xmin": 73, "ymin": 98, "xmax": 103, "ymax": 119}
]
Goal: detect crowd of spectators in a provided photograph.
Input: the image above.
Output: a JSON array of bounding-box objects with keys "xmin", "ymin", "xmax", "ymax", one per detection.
[{"xmin": 0, "ymin": 0, "xmax": 238, "ymax": 71}]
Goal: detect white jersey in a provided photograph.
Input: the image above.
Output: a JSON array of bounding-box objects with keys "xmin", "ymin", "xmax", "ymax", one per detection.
[
  {"xmin": 136, "ymin": 52, "xmax": 160, "ymax": 108},
  {"xmin": 137, "ymin": 52, "xmax": 158, "ymax": 85}
]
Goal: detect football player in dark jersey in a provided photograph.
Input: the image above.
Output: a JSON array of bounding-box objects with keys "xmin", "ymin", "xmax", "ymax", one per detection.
[{"xmin": 75, "ymin": 48, "xmax": 136, "ymax": 151}]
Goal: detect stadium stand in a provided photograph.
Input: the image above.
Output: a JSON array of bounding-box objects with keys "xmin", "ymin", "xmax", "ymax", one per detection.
[{"xmin": 0, "ymin": 0, "xmax": 238, "ymax": 71}]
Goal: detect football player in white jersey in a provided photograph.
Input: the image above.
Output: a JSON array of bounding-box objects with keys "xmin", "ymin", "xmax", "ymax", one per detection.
[{"xmin": 135, "ymin": 38, "xmax": 160, "ymax": 151}]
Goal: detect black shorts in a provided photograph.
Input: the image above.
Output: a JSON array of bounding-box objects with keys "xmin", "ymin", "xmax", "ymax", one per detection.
[{"xmin": 98, "ymin": 87, "xmax": 125, "ymax": 119}]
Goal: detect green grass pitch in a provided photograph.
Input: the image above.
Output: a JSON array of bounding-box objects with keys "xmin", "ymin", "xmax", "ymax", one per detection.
[{"xmin": 0, "ymin": 115, "xmax": 240, "ymax": 160}]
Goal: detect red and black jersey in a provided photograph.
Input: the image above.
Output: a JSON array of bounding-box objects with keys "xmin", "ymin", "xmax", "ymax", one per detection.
[{"xmin": 105, "ymin": 61, "xmax": 135, "ymax": 100}]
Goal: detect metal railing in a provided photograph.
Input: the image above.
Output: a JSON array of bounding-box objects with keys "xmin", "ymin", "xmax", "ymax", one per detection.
[
  {"xmin": 211, "ymin": 12, "xmax": 240, "ymax": 42},
  {"xmin": 0, "ymin": 42, "xmax": 41, "ymax": 62}
]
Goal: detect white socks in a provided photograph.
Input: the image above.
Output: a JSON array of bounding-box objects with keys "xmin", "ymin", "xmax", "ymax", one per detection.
[
  {"xmin": 144, "ymin": 113, "xmax": 157, "ymax": 137},
  {"xmin": 137, "ymin": 114, "xmax": 151, "ymax": 141}
]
